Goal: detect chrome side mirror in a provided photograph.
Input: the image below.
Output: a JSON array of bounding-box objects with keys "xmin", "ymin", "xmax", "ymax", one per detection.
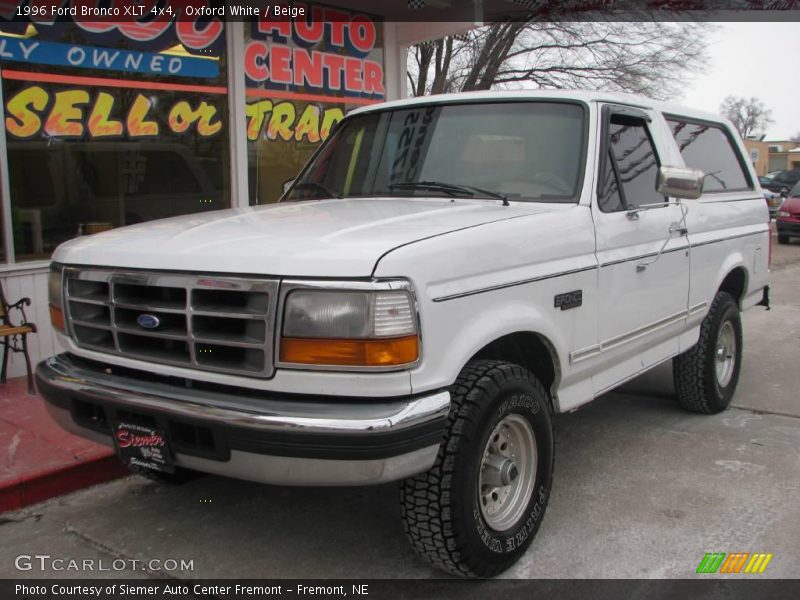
[
  {"xmin": 657, "ymin": 166, "xmax": 705, "ymax": 200},
  {"xmin": 282, "ymin": 178, "xmax": 296, "ymax": 194}
]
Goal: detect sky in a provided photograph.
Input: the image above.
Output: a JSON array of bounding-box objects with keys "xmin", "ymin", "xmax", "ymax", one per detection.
[{"xmin": 680, "ymin": 21, "xmax": 800, "ymax": 141}]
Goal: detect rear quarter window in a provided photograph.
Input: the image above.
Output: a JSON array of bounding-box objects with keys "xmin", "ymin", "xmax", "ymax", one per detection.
[{"xmin": 665, "ymin": 117, "xmax": 753, "ymax": 193}]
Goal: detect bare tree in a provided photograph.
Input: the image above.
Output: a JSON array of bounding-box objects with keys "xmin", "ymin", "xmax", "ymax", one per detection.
[
  {"xmin": 408, "ymin": 21, "xmax": 711, "ymax": 100},
  {"xmin": 790, "ymin": 132, "xmax": 800, "ymax": 143},
  {"xmin": 719, "ymin": 96, "xmax": 773, "ymax": 139}
]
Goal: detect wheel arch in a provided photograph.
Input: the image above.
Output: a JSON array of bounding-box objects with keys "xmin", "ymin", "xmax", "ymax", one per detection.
[
  {"xmin": 717, "ymin": 264, "xmax": 749, "ymax": 307},
  {"xmin": 470, "ymin": 331, "xmax": 562, "ymax": 413}
]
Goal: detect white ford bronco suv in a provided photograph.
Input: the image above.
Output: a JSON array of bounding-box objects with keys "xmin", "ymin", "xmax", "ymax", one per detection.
[{"xmin": 39, "ymin": 91, "xmax": 770, "ymax": 577}]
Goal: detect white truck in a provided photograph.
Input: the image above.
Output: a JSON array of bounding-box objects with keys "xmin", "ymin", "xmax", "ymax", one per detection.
[{"xmin": 39, "ymin": 91, "xmax": 770, "ymax": 577}]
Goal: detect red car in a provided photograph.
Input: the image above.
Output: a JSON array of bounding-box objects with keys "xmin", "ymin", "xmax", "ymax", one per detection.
[{"xmin": 777, "ymin": 184, "xmax": 800, "ymax": 244}]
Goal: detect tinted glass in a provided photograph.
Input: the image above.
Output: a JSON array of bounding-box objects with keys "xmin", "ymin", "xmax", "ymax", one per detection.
[
  {"xmin": 599, "ymin": 116, "xmax": 662, "ymax": 212},
  {"xmin": 287, "ymin": 102, "xmax": 586, "ymax": 203},
  {"xmin": 244, "ymin": 11, "xmax": 385, "ymax": 205},
  {"xmin": 667, "ymin": 119, "xmax": 751, "ymax": 193}
]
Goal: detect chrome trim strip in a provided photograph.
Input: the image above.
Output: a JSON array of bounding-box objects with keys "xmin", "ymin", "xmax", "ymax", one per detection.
[
  {"xmin": 599, "ymin": 246, "xmax": 687, "ymax": 268},
  {"xmin": 597, "ymin": 231, "xmax": 766, "ymax": 269},
  {"xmin": 37, "ymin": 354, "xmax": 450, "ymax": 435},
  {"xmin": 688, "ymin": 230, "xmax": 767, "ymax": 248},
  {"xmin": 570, "ymin": 306, "xmax": 694, "ymax": 364},
  {"xmin": 688, "ymin": 301, "xmax": 708, "ymax": 316},
  {"xmin": 432, "ymin": 265, "xmax": 598, "ymax": 303}
]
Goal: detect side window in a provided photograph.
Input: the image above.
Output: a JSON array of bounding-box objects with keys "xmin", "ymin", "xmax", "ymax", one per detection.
[
  {"xmin": 599, "ymin": 115, "xmax": 662, "ymax": 213},
  {"xmin": 666, "ymin": 118, "xmax": 752, "ymax": 192}
]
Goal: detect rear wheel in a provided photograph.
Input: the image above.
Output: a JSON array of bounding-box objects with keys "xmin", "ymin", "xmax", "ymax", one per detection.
[
  {"xmin": 778, "ymin": 234, "xmax": 789, "ymax": 244},
  {"xmin": 400, "ymin": 360, "xmax": 554, "ymax": 577},
  {"xmin": 673, "ymin": 291, "xmax": 742, "ymax": 414}
]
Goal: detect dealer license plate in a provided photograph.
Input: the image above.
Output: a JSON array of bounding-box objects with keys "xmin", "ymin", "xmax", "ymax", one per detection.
[{"xmin": 112, "ymin": 422, "xmax": 174, "ymax": 474}]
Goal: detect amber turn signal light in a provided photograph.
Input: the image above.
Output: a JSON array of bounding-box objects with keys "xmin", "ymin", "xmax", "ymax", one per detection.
[
  {"xmin": 279, "ymin": 335, "xmax": 419, "ymax": 367},
  {"xmin": 49, "ymin": 304, "xmax": 66, "ymax": 333}
]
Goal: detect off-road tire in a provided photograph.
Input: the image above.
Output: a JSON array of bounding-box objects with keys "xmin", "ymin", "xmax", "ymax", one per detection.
[
  {"xmin": 400, "ymin": 360, "xmax": 554, "ymax": 577},
  {"xmin": 778, "ymin": 234, "xmax": 789, "ymax": 244},
  {"xmin": 673, "ymin": 291, "xmax": 742, "ymax": 414}
]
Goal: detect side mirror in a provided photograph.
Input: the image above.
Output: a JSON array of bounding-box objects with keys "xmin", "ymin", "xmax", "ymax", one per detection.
[
  {"xmin": 657, "ymin": 166, "xmax": 705, "ymax": 200},
  {"xmin": 282, "ymin": 178, "xmax": 296, "ymax": 195}
]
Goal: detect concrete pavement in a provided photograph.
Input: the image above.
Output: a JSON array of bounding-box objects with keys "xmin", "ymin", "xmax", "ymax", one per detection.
[{"xmin": 1, "ymin": 266, "xmax": 798, "ymax": 580}]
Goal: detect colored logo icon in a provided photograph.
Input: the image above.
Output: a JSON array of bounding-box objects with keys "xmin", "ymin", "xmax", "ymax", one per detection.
[{"xmin": 696, "ymin": 552, "xmax": 773, "ymax": 574}]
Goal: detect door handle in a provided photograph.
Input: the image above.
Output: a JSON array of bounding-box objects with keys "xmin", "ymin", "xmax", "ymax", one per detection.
[{"xmin": 669, "ymin": 223, "xmax": 688, "ymax": 236}]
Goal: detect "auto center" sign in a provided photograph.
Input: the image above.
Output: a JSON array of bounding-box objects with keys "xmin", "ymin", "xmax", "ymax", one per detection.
[{"xmin": 244, "ymin": 6, "xmax": 385, "ymax": 99}]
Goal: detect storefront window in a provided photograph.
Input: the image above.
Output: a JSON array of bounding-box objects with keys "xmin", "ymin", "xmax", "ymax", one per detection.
[
  {"xmin": 244, "ymin": 5, "xmax": 386, "ymax": 204},
  {"xmin": 1, "ymin": 11, "xmax": 229, "ymax": 261}
]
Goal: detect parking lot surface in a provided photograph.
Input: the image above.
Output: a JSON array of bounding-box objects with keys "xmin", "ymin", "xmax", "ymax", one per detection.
[{"xmin": 2, "ymin": 258, "xmax": 798, "ymax": 580}]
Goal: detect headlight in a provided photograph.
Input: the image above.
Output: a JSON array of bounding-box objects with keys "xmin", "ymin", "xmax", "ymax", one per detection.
[
  {"xmin": 48, "ymin": 263, "xmax": 66, "ymax": 333},
  {"xmin": 777, "ymin": 210, "xmax": 790, "ymax": 218},
  {"xmin": 280, "ymin": 287, "xmax": 419, "ymax": 368}
]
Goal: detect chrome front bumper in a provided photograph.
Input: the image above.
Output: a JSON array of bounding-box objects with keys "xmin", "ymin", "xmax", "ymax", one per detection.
[{"xmin": 36, "ymin": 354, "xmax": 450, "ymax": 486}]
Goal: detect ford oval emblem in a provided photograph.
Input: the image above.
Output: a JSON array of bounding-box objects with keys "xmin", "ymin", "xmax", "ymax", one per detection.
[{"xmin": 137, "ymin": 314, "xmax": 161, "ymax": 330}]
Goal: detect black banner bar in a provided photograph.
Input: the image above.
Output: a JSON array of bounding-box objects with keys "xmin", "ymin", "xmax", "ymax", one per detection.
[
  {"xmin": 5, "ymin": 579, "xmax": 800, "ymax": 600},
  {"xmin": 1, "ymin": 0, "xmax": 800, "ymax": 23}
]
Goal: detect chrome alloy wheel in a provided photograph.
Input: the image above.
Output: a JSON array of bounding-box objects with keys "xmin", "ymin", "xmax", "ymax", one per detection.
[
  {"xmin": 478, "ymin": 414, "xmax": 537, "ymax": 532},
  {"xmin": 715, "ymin": 320, "xmax": 737, "ymax": 388}
]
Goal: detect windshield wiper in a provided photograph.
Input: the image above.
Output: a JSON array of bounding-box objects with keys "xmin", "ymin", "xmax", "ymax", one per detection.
[
  {"xmin": 389, "ymin": 181, "xmax": 509, "ymax": 206},
  {"xmin": 291, "ymin": 181, "xmax": 342, "ymax": 199}
]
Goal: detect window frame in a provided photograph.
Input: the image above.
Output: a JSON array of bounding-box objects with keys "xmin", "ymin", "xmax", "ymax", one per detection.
[
  {"xmin": 663, "ymin": 113, "xmax": 755, "ymax": 194},
  {"xmin": 596, "ymin": 104, "xmax": 665, "ymax": 213}
]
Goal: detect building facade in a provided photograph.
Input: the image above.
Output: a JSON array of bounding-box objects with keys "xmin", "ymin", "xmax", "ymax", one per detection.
[
  {"xmin": 0, "ymin": 2, "xmax": 474, "ymax": 377},
  {"xmin": 744, "ymin": 139, "xmax": 800, "ymax": 176}
]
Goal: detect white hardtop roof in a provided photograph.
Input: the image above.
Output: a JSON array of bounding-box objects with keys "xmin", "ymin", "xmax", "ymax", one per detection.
[{"xmin": 350, "ymin": 89, "xmax": 727, "ymax": 125}]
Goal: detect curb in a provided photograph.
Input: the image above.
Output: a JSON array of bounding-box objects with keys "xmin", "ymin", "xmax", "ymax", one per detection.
[{"xmin": 0, "ymin": 454, "xmax": 128, "ymax": 513}]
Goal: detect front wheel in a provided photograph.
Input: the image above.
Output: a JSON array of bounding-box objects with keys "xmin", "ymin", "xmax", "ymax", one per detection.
[
  {"xmin": 777, "ymin": 234, "xmax": 789, "ymax": 244},
  {"xmin": 673, "ymin": 291, "xmax": 743, "ymax": 414},
  {"xmin": 400, "ymin": 360, "xmax": 554, "ymax": 577}
]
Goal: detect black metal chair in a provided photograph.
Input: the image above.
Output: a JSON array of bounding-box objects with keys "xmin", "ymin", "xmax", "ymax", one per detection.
[{"xmin": 0, "ymin": 280, "xmax": 37, "ymax": 394}]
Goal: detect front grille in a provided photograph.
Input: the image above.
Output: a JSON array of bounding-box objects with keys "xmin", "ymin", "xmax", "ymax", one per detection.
[{"xmin": 64, "ymin": 269, "xmax": 279, "ymax": 378}]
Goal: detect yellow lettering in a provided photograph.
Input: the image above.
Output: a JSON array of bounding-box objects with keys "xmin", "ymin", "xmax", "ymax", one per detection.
[
  {"xmin": 295, "ymin": 104, "xmax": 321, "ymax": 143},
  {"xmin": 45, "ymin": 89, "xmax": 90, "ymax": 137},
  {"xmin": 5, "ymin": 86, "xmax": 49, "ymax": 139},
  {"xmin": 320, "ymin": 107, "xmax": 345, "ymax": 140},
  {"xmin": 267, "ymin": 101, "xmax": 296, "ymax": 142},
  {"xmin": 196, "ymin": 101, "xmax": 221, "ymax": 136},
  {"xmin": 168, "ymin": 100, "xmax": 221, "ymax": 137},
  {"xmin": 246, "ymin": 100, "xmax": 273, "ymax": 141},
  {"xmin": 126, "ymin": 94, "xmax": 159, "ymax": 137},
  {"xmin": 88, "ymin": 92, "xmax": 123, "ymax": 138}
]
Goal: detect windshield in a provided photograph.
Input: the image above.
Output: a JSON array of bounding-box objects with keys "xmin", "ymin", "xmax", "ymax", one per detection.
[{"xmin": 284, "ymin": 101, "xmax": 586, "ymax": 203}]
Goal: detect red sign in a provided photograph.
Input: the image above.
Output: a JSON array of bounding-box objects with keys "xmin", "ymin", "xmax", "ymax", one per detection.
[{"xmin": 245, "ymin": 3, "xmax": 385, "ymax": 99}]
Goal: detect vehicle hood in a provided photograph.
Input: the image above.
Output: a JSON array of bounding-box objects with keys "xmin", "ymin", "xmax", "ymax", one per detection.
[
  {"xmin": 54, "ymin": 198, "xmax": 550, "ymax": 277},
  {"xmin": 779, "ymin": 196, "xmax": 800, "ymax": 214}
]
